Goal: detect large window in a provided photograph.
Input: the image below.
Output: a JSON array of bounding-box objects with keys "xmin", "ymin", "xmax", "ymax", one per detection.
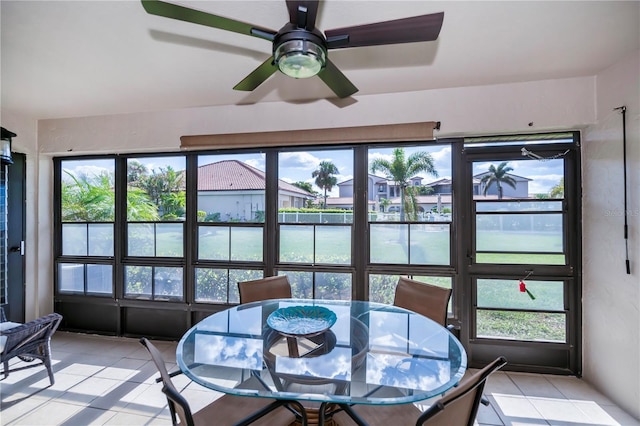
[
  {"xmin": 367, "ymin": 144, "xmax": 454, "ymax": 303},
  {"xmin": 125, "ymin": 156, "xmax": 186, "ymax": 301},
  {"xmin": 58, "ymin": 158, "xmax": 115, "ymax": 296},
  {"xmin": 195, "ymin": 153, "xmax": 266, "ymax": 303},
  {"xmin": 53, "ymin": 132, "xmax": 581, "ymax": 375},
  {"xmin": 277, "ymin": 148, "xmax": 354, "ymax": 299}
]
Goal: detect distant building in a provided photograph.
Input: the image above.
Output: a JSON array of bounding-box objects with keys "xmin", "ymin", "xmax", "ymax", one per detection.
[
  {"xmin": 472, "ymin": 171, "xmax": 531, "ymax": 198},
  {"xmin": 327, "ymin": 172, "xmax": 532, "ymax": 212},
  {"xmin": 198, "ymin": 160, "xmax": 314, "ymax": 221}
]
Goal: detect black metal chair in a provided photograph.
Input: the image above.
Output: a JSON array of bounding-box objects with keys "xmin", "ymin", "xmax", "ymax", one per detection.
[
  {"xmin": 1, "ymin": 309, "xmax": 63, "ymax": 385},
  {"xmin": 333, "ymin": 356, "xmax": 507, "ymax": 426},
  {"xmin": 139, "ymin": 337, "xmax": 299, "ymax": 426}
]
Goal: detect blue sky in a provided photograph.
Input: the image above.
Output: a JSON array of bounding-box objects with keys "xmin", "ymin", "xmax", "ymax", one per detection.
[{"xmin": 62, "ymin": 144, "xmax": 563, "ymax": 197}]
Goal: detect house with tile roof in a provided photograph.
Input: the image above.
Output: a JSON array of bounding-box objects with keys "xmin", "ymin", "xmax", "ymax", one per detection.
[
  {"xmin": 197, "ymin": 160, "xmax": 314, "ymax": 221},
  {"xmin": 327, "ymin": 172, "xmax": 531, "ymax": 214}
]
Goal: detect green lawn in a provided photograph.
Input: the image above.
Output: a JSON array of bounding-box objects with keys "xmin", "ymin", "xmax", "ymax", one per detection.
[{"xmin": 148, "ymin": 222, "xmax": 566, "ymax": 342}]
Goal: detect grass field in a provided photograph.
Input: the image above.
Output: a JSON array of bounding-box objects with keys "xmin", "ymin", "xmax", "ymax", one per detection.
[{"xmin": 127, "ymin": 222, "xmax": 567, "ymax": 342}]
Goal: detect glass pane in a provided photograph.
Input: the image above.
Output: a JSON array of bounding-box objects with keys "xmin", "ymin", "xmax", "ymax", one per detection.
[
  {"xmin": 156, "ymin": 223, "xmax": 183, "ymax": 257},
  {"xmin": 58, "ymin": 263, "xmax": 85, "ymax": 293},
  {"xmin": 278, "ymin": 270, "xmax": 313, "ymax": 299},
  {"xmin": 476, "ymin": 310, "xmax": 566, "ymax": 342},
  {"xmin": 127, "ymin": 156, "xmax": 186, "ymax": 222},
  {"xmin": 370, "ymin": 224, "xmax": 408, "ymax": 264},
  {"xmin": 314, "ymin": 272, "xmax": 351, "ymax": 300},
  {"xmin": 369, "ymin": 275, "xmax": 452, "ymax": 313},
  {"xmin": 475, "ymin": 253, "xmax": 565, "ymax": 264},
  {"xmin": 280, "ymin": 225, "xmax": 313, "ymax": 263},
  {"xmin": 472, "ymin": 159, "xmax": 564, "ymax": 200},
  {"xmin": 61, "ymin": 159, "xmax": 115, "ymax": 222},
  {"xmin": 368, "ymin": 274, "xmax": 398, "ymax": 304},
  {"xmin": 199, "ymin": 226, "xmax": 230, "ymax": 260},
  {"xmin": 477, "ymin": 200, "xmax": 563, "ymax": 212},
  {"xmin": 315, "ymin": 226, "xmax": 351, "ymax": 264},
  {"xmin": 86, "ymin": 264, "xmax": 112, "ymax": 294},
  {"xmin": 368, "ymin": 145, "xmax": 450, "ymax": 222},
  {"xmin": 88, "ymin": 224, "xmax": 113, "ymax": 256},
  {"xmin": 230, "ymin": 227, "xmax": 263, "ymax": 261},
  {"xmin": 477, "ymin": 279, "xmax": 564, "ymax": 311},
  {"xmin": 197, "ymin": 153, "xmax": 265, "ymax": 223},
  {"xmin": 155, "ymin": 267, "xmax": 183, "ymax": 300},
  {"xmin": 229, "ymin": 270, "xmax": 263, "ymax": 304},
  {"xmin": 128, "ymin": 224, "xmax": 155, "ymax": 256},
  {"xmin": 278, "ymin": 149, "xmax": 353, "ymax": 215},
  {"xmin": 195, "ymin": 268, "xmax": 228, "ymax": 303},
  {"xmin": 125, "ymin": 265, "xmax": 152, "ymax": 298},
  {"xmin": 409, "ymin": 224, "xmax": 450, "ymax": 265},
  {"xmin": 476, "ymin": 214, "xmax": 563, "ymax": 252},
  {"xmin": 62, "ymin": 224, "xmax": 87, "ymax": 256}
]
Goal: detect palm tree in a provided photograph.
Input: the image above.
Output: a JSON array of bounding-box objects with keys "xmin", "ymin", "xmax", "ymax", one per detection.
[
  {"xmin": 480, "ymin": 162, "xmax": 517, "ymax": 199},
  {"xmin": 370, "ymin": 148, "xmax": 438, "ymax": 221},
  {"xmin": 312, "ymin": 161, "xmax": 339, "ymax": 209},
  {"xmin": 61, "ymin": 171, "xmax": 115, "ymax": 221}
]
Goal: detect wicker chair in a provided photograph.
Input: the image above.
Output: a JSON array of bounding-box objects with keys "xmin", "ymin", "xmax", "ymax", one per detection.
[
  {"xmin": 333, "ymin": 356, "xmax": 507, "ymax": 426},
  {"xmin": 238, "ymin": 275, "xmax": 292, "ymax": 304},
  {"xmin": 0, "ymin": 309, "xmax": 63, "ymax": 385}
]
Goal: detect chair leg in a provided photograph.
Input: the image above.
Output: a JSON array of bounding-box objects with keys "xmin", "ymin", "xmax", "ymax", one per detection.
[
  {"xmin": 481, "ymin": 395, "xmax": 490, "ymax": 406},
  {"xmin": 42, "ymin": 342, "xmax": 55, "ymax": 385}
]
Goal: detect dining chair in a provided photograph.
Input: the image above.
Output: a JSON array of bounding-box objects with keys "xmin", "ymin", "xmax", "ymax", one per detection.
[
  {"xmin": 393, "ymin": 277, "xmax": 452, "ymax": 326},
  {"xmin": 238, "ymin": 275, "xmax": 292, "ymax": 304},
  {"xmin": 394, "ymin": 277, "xmax": 491, "ymax": 406},
  {"xmin": 139, "ymin": 337, "xmax": 298, "ymax": 426},
  {"xmin": 332, "ymin": 356, "xmax": 507, "ymax": 426}
]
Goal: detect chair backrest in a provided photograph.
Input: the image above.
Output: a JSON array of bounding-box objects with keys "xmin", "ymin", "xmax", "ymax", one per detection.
[
  {"xmin": 393, "ymin": 277, "xmax": 452, "ymax": 326},
  {"xmin": 139, "ymin": 337, "xmax": 194, "ymax": 426},
  {"xmin": 238, "ymin": 275, "xmax": 292, "ymax": 304},
  {"xmin": 418, "ymin": 356, "xmax": 507, "ymax": 426},
  {"xmin": 1, "ymin": 313, "xmax": 62, "ymax": 359}
]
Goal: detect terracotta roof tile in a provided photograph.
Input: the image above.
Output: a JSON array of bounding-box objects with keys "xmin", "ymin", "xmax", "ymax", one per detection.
[{"xmin": 197, "ymin": 160, "xmax": 312, "ymax": 196}]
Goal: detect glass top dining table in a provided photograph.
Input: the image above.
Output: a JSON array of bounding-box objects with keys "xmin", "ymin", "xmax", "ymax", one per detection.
[{"xmin": 176, "ymin": 299, "xmax": 467, "ymax": 424}]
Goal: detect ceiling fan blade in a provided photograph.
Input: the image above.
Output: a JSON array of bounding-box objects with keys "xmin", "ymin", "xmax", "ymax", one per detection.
[
  {"xmin": 325, "ymin": 12, "xmax": 444, "ymax": 49},
  {"xmin": 233, "ymin": 57, "xmax": 278, "ymax": 91},
  {"xmin": 317, "ymin": 60, "xmax": 358, "ymax": 98},
  {"xmin": 286, "ymin": 0, "xmax": 319, "ymax": 30},
  {"xmin": 141, "ymin": 0, "xmax": 277, "ymax": 41}
]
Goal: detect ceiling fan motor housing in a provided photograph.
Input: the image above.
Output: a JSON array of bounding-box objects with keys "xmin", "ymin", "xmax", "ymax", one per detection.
[{"xmin": 273, "ymin": 24, "xmax": 327, "ymax": 78}]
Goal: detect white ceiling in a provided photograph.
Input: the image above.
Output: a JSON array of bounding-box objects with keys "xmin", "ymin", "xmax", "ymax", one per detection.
[{"xmin": 1, "ymin": 1, "xmax": 638, "ymax": 120}]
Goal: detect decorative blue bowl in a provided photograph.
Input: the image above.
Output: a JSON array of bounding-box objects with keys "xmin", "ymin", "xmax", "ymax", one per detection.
[{"xmin": 267, "ymin": 306, "xmax": 337, "ymax": 337}]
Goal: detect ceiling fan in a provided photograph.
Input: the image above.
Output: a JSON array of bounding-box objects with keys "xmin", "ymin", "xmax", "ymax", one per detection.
[{"xmin": 141, "ymin": 0, "xmax": 444, "ymax": 98}]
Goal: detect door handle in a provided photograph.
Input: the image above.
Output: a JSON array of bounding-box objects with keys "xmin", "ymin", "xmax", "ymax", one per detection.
[{"xmin": 9, "ymin": 241, "xmax": 24, "ymax": 255}]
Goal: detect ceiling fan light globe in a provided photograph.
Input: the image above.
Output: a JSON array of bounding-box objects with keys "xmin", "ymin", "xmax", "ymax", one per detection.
[{"xmin": 275, "ymin": 40, "xmax": 326, "ymax": 79}]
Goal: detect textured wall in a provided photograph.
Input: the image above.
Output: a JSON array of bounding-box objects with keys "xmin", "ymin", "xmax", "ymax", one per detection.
[{"xmin": 583, "ymin": 49, "xmax": 640, "ymax": 419}]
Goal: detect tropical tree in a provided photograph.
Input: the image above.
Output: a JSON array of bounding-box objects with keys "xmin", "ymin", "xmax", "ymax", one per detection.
[
  {"xmin": 379, "ymin": 197, "xmax": 391, "ymax": 212},
  {"xmin": 480, "ymin": 162, "xmax": 517, "ymax": 199},
  {"xmin": 61, "ymin": 171, "xmax": 115, "ymax": 221},
  {"xmin": 292, "ymin": 181, "xmax": 314, "ymax": 193},
  {"xmin": 549, "ymin": 177, "xmax": 564, "ymax": 198},
  {"xmin": 127, "ymin": 160, "xmax": 148, "ymax": 184},
  {"xmin": 312, "ymin": 161, "xmax": 339, "ymax": 209},
  {"xmin": 131, "ymin": 166, "xmax": 185, "ymax": 219},
  {"xmin": 370, "ymin": 148, "xmax": 438, "ymax": 221}
]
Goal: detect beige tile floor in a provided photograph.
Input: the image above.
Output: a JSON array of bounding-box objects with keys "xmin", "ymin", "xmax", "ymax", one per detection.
[{"xmin": 1, "ymin": 331, "xmax": 638, "ymax": 426}]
